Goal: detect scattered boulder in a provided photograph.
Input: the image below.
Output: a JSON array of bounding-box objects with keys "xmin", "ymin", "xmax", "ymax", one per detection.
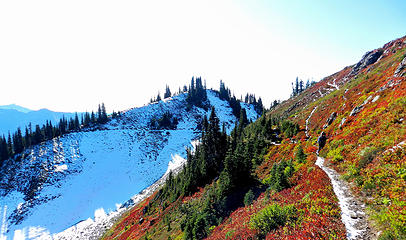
[
  {"xmin": 121, "ymin": 199, "xmax": 134, "ymax": 209},
  {"xmin": 350, "ymin": 105, "xmax": 363, "ymax": 116},
  {"xmin": 394, "ymin": 56, "xmax": 406, "ymax": 77},
  {"xmin": 323, "ymin": 112, "xmax": 337, "ymax": 129},
  {"xmin": 372, "ymin": 95, "xmax": 380, "ymax": 103},
  {"xmin": 339, "ymin": 117, "xmax": 347, "ymax": 129}
]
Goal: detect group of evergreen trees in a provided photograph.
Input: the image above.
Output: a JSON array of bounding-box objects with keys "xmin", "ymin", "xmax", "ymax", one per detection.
[
  {"xmin": 244, "ymin": 93, "xmax": 264, "ymax": 115},
  {"xmin": 149, "ymin": 79, "xmax": 266, "ymax": 119},
  {"xmin": 0, "ymin": 103, "xmax": 111, "ymax": 167},
  {"xmin": 149, "ymin": 111, "xmax": 179, "ymax": 130},
  {"xmin": 291, "ymin": 77, "xmax": 316, "ymax": 97},
  {"xmin": 152, "ymin": 107, "xmax": 284, "ymax": 239},
  {"xmin": 186, "ymin": 77, "xmax": 208, "ymax": 110},
  {"xmin": 151, "ymin": 85, "xmax": 173, "ymax": 103},
  {"xmin": 219, "ymin": 80, "xmax": 264, "ymax": 116},
  {"xmin": 219, "ymin": 80, "xmax": 242, "ymax": 118}
]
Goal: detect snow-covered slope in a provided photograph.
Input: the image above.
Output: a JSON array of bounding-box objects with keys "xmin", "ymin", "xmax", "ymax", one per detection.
[{"xmin": 0, "ymin": 90, "xmax": 258, "ymax": 240}]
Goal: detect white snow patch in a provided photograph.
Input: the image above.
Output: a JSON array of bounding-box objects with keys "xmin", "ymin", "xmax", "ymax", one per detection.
[
  {"xmin": 305, "ymin": 106, "xmax": 317, "ymax": 138},
  {"xmin": 0, "ymin": 206, "xmax": 7, "ymax": 240},
  {"xmin": 94, "ymin": 208, "xmax": 107, "ymax": 223},
  {"xmin": 372, "ymin": 95, "xmax": 380, "ymax": 103},
  {"xmin": 54, "ymin": 164, "xmax": 67, "ymax": 172},
  {"xmin": 327, "ymin": 79, "xmax": 340, "ymax": 90},
  {"xmin": 13, "ymin": 229, "xmax": 25, "ymax": 240},
  {"xmin": 28, "ymin": 226, "xmax": 51, "ymax": 240},
  {"xmin": 165, "ymin": 154, "xmax": 186, "ymax": 175},
  {"xmin": 384, "ymin": 140, "xmax": 406, "ymax": 153}
]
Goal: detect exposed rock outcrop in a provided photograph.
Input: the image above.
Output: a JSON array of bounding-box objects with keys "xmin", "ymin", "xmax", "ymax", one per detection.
[
  {"xmin": 350, "ymin": 105, "xmax": 363, "ymax": 117},
  {"xmin": 350, "ymin": 50, "xmax": 383, "ymax": 76},
  {"xmin": 339, "ymin": 117, "xmax": 347, "ymax": 129},
  {"xmin": 394, "ymin": 56, "xmax": 406, "ymax": 77},
  {"xmin": 323, "ymin": 112, "xmax": 337, "ymax": 129}
]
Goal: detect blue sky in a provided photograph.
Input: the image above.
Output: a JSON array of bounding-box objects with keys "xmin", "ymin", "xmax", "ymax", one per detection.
[
  {"xmin": 0, "ymin": 0, "xmax": 405, "ymax": 112},
  {"xmin": 247, "ymin": 0, "xmax": 406, "ymax": 55}
]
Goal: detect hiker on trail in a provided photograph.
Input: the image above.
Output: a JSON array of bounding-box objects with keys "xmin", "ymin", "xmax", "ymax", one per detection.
[{"xmin": 317, "ymin": 131, "xmax": 327, "ymax": 155}]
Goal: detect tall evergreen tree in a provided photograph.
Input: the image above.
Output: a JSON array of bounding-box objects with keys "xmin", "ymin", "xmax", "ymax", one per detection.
[
  {"xmin": 0, "ymin": 136, "xmax": 9, "ymax": 165},
  {"xmin": 305, "ymin": 79, "xmax": 310, "ymax": 89},
  {"xmin": 91, "ymin": 111, "xmax": 96, "ymax": 123},
  {"xmin": 164, "ymin": 85, "xmax": 172, "ymax": 99},
  {"xmin": 101, "ymin": 103, "xmax": 108, "ymax": 123},
  {"xmin": 7, "ymin": 133, "xmax": 13, "ymax": 156},
  {"xmin": 13, "ymin": 128, "xmax": 24, "ymax": 154},
  {"xmin": 33, "ymin": 125, "xmax": 43, "ymax": 145},
  {"xmin": 74, "ymin": 113, "xmax": 80, "ymax": 130},
  {"xmin": 295, "ymin": 77, "xmax": 299, "ymax": 95},
  {"xmin": 24, "ymin": 127, "xmax": 31, "ymax": 148}
]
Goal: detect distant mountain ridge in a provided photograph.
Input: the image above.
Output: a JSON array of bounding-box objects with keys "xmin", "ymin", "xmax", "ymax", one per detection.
[
  {"xmin": 0, "ymin": 105, "xmax": 77, "ymax": 136},
  {"xmin": 0, "ymin": 104, "xmax": 32, "ymax": 113}
]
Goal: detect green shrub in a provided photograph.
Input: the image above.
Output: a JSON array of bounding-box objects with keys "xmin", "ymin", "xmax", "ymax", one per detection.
[
  {"xmin": 263, "ymin": 160, "xmax": 293, "ymax": 191},
  {"xmin": 327, "ymin": 147, "xmax": 344, "ymax": 163},
  {"xmin": 244, "ymin": 190, "xmax": 255, "ymax": 206},
  {"xmin": 295, "ymin": 145, "xmax": 307, "ymax": 163},
  {"xmin": 358, "ymin": 147, "xmax": 380, "ymax": 169},
  {"xmin": 280, "ymin": 120, "xmax": 299, "ymax": 138},
  {"xmin": 378, "ymin": 230, "xmax": 396, "ymax": 240},
  {"xmin": 250, "ymin": 204, "xmax": 297, "ymax": 236}
]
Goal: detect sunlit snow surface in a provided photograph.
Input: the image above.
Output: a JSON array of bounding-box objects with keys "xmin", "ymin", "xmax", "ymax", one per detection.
[{"xmin": 0, "ymin": 91, "xmax": 258, "ymax": 240}]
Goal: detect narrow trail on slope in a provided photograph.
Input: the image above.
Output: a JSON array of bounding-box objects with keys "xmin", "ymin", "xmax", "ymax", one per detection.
[
  {"xmin": 305, "ymin": 106, "xmax": 317, "ymax": 138},
  {"xmin": 305, "ymin": 104, "xmax": 376, "ymax": 239},
  {"xmin": 316, "ymin": 157, "xmax": 376, "ymax": 240}
]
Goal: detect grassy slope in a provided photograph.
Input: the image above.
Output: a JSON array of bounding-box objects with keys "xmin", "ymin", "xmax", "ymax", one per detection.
[{"xmin": 103, "ymin": 36, "xmax": 406, "ymax": 239}]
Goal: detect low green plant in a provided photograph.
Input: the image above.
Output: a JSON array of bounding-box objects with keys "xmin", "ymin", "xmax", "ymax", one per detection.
[
  {"xmin": 249, "ymin": 204, "xmax": 297, "ymax": 236},
  {"xmin": 244, "ymin": 189, "xmax": 255, "ymax": 206},
  {"xmin": 358, "ymin": 147, "xmax": 380, "ymax": 170},
  {"xmin": 327, "ymin": 146, "xmax": 344, "ymax": 163}
]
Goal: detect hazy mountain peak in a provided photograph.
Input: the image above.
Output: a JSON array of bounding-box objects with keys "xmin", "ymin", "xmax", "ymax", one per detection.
[{"xmin": 0, "ymin": 104, "xmax": 32, "ymax": 113}]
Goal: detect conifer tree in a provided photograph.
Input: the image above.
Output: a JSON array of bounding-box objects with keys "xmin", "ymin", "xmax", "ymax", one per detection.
[
  {"xmin": 97, "ymin": 104, "xmax": 102, "ymax": 123},
  {"xmin": 24, "ymin": 127, "xmax": 31, "ymax": 148},
  {"xmin": 295, "ymin": 77, "xmax": 299, "ymax": 95},
  {"xmin": 7, "ymin": 133, "xmax": 13, "ymax": 156},
  {"xmin": 101, "ymin": 103, "xmax": 107, "ymax": 123},
  {"xmin": 13, "ymin": 128, "xmax": 24, "ymax": 154},
  {"xmin": 0, "ymin": 136, "xmax": 9, "ymax": 165},
  {"xmin": 33, "ymin": 125, "xmax": 43, "ymax": 145},
  {"xmin": 164, "ymin": 85, "xmax": 172, "ymax": 99},
  {"xmin": 91, "ymin": 111, "xmax": 96, "ymax": 123},
  {"xmin": 299, "ymin": 79, "xmax": 304, "ymax": 93},
  {"xmin": 74, "ymin": 113, "xmax": 80, "ymax": 130}
]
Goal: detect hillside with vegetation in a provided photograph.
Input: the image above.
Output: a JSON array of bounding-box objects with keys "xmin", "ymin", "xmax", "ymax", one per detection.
[
  {"xmin": 102, "ymin": 36, "xmax": 406, "ymax": 240},
  {"xmin": 0, "ymin": 77, "xmax": 264, "ymax": 240}
]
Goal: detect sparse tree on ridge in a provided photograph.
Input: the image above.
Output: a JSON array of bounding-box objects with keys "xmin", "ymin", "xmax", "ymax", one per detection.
[{"xmin": 164, "ymin": 85, "xmax": 172, "ymax": 99}]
